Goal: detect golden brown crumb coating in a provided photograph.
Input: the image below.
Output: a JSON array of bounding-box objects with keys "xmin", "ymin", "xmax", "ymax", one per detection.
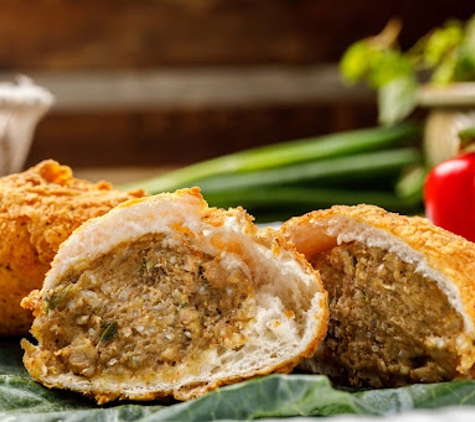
[{"xmin": 0, "ymin": 160, "xmax": 145, "ymax": 337}]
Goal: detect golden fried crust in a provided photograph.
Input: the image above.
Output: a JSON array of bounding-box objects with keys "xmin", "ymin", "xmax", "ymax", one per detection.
[
  {"xmin": 0, "ymin": 160, "xmax": 145, "ymax": 337},
  {"xmin": 281, "ymin": 204, "xmax": 475, "ymax": 336}
]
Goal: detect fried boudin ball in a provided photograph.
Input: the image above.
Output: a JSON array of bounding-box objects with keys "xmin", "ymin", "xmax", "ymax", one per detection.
[
  {"xmin": 21, "ymin": 188, "xmax": 328, "ymax": 403},
  {"xmin": 281, "ymin": 204, "xmax": 475, "ymax": 388},
  {"xmin": 0, "ymin": 160, "xmax": 144, "ymax": 336}
]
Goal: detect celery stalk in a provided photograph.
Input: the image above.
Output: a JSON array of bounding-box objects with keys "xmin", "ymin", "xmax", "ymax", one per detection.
[{"xmin": 119, "ymin": 124, "xmax": 418, "ymax": 194}]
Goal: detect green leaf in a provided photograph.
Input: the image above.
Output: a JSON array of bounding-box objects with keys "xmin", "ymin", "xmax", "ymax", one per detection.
[
  {"xmin": 0, "ymin": 340, "xmax": 29, "ymax": 377},
  {"xmin": 430, "ymin": 50, "xmax": 460, "ymax": 84},
  {"xmin": 378, "ymin": 75, "xmax": 418, "ymax": 125},
  {"xmin": 1, "ymin": 339, "xmax": 475, "ymax": 421},
  {"xmin": 459, "ymin": 126, "xmax": 475, "ymax": 144},
  {"xmin": 340, "ymin": 18, "xmax": 407, "ymax": 88},
  {"xmin": 2, "ymin": 374, "xmax": 475, "ymax": 421},
  {"xmin": 0, "ymin": 375, "xmax": 95, "ymax": 413},
  {"xmin": 339, "ymin": 40, "xmax": 375, "ymax": 83},
  {"xmin": 340, "ymin": 41, "xmax": 413, "ymax": 89},
  {"xmin": 451, "ymin": 15, "xmax": 475, "ymax": 82},
  {"xmin": 367, "ymin": 50, "xmax": 414, "ymax": 88},
  {"xmin": 423, "ymin": 19, "xmax": 464, "ymax": 68},
  {"xmin": 464, "ymin": 15, "xmax": 475, "ymax": 65}
]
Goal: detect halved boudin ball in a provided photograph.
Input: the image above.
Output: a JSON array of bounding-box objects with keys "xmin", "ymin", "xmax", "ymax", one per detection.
[
  {"xmin": 281, "ymin": 204, "xmax": 475, "ymax": 388},
  {"xmin": 21, "ymin": 188, "xmax": 328, "ymax": 403}
]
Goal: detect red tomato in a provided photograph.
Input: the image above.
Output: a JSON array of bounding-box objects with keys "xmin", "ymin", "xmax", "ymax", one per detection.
[{"xmin": 424, "ymin": 152, "xmax": 475, "ymax": 242}]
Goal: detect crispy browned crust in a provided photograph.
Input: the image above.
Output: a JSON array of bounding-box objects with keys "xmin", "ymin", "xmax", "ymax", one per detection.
[
  {"xmin": 0, "ymin": 160, "xmax": 145, "ymax": 337},
  {"xmin": 281, "ymin": 203, "xmax": 475, "ymax": 337}
]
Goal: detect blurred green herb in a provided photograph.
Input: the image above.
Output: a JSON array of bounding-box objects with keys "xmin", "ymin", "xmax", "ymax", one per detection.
[
  {"xmin": 340, "ymin": 15, "xmax": 475, "ymax": 125},
  {"xmin": 459, "ymin": 126, "xmax": 475, "ymax": 144}
]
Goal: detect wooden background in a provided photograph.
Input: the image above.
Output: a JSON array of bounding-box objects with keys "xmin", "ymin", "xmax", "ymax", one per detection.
[{"xmin": 0, "ymin": 0, "xmax": 472, "ymax": 170}]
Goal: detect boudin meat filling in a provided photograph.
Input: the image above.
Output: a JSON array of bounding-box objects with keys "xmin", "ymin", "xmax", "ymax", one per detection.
[
  {"xmin": 37, "ymin": 233, "xmax": 256, "ymax": 382},
  {"xmin": 308, "ymin": 241, "xmax": 465, "ymax": 388}
]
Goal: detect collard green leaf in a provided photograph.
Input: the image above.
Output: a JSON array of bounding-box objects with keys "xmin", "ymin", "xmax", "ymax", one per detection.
[
  {"xmin": 2, "ymin": 339, "xmax": 475, "ymax": 421},
  {"xmin": 0, "ymin": 375, "xmax": 94, "ymax": 413},
  {"xmin": 352, "ymin": 380, "xmax": 475, "ymax": 414},
  {"xmin": 0, "ymin": 339, "xmax": 29, "ymax": 377}
]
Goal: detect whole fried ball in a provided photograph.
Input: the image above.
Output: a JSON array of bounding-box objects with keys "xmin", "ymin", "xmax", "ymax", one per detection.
[{"xmin": 0, "ymin": 160, "xmax": 145, "ymax": 336}]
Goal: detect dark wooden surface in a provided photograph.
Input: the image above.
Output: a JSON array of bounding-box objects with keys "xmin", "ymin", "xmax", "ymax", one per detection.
[
  {"xmin": 26, "ymin": 100, "xmax": 378, "ymax": 168},
  {"xmin": 0, "ymin": 1, "xmax": 470, "ymax": 169},
  {"xmin": 1, "ymin": 0, "xmax": 473, "ymax": 69}
]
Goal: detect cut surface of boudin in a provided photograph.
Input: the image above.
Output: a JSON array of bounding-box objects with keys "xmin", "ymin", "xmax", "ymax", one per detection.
[
  {"xmin": 22, "ymin": 188, "xmax": 328, "ymax": 403},
  {"xmin": 281, "ymin": 204, "xmax": 475, "ymax": 388}
]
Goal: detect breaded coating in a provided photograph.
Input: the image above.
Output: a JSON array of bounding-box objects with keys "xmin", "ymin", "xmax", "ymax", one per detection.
[{"xmin": 0, "ymin": 160, "xmax": 145, "ymax": 337}]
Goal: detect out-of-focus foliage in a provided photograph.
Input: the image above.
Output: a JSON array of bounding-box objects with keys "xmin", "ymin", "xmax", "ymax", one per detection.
[{"xmin": 340, "ymin": 15, "xmax": 475, "ymax": 125}]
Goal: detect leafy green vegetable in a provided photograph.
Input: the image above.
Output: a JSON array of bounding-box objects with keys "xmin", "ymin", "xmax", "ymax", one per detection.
[
  {"xmin": 340, "ymin": 14, "xmax": 475, "ymax": 125},
  {"xmin": 1, "ymin": 339, "xmax": 475, "ymax": 421},
  {"xmin": 0, "ymin": 340, "xmax": 29, "ymax": 378},
  {"xmin": 377, "ymin": 75, "xmax": 418, "ymax": 127}
]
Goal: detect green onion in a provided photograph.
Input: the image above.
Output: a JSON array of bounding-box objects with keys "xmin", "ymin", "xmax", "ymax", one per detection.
[
  {"xmin": 395, "ymin": 164, "xmax": 426, "ymax": 202},
  {"xmin": 203, "ymin": 186, "xmax": 422, "ymax": 217},
  {"xmin": 118, "ymin": 123, "xmax": 423, "ymax": 221},
  {"xmin": 119, "ymin": 124, "xmax": 419, "ymax": 194},
  {"xmin": 197, "ymin": 148, "xmax": 421, "ymax": 193}
]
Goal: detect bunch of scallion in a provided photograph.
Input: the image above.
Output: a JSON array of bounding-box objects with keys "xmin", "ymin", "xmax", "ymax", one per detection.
[{"xmin": 119, "ymin": 123, "xmax": 424, "ymax": 223}]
